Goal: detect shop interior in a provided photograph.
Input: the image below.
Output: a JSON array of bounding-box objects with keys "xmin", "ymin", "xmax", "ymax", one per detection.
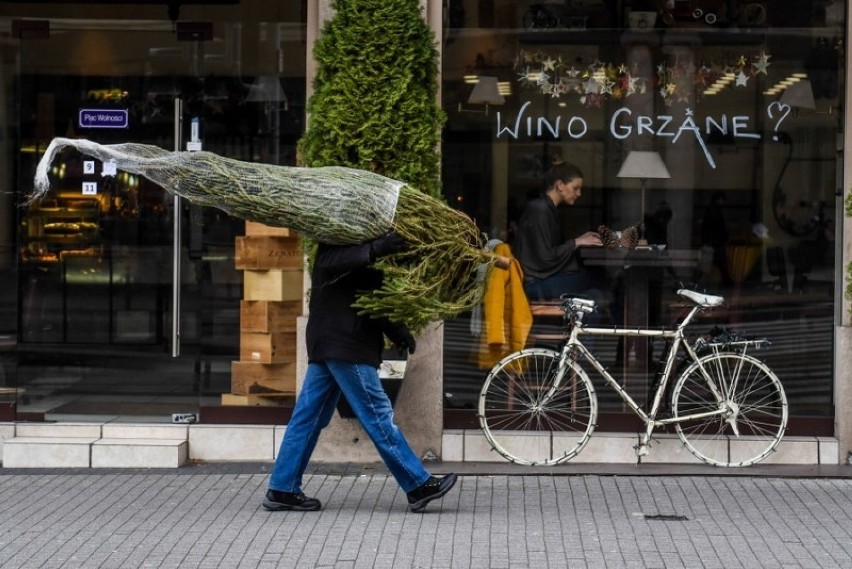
[
  {"xmin": 1, "ymin": 5, "xmax": 306, "ymax": 420},
  {"xmin": 439, "ymin": 0, "xmax": 842, "ymax": 431},
  {"xmin": 0, "ymin": 1, "xmax": 843, "ymax": 432}
]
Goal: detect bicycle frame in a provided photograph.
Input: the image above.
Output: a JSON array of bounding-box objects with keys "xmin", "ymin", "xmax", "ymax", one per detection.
[{"xmin": 555, "ymin": 303, "xmax": 729, "ymax": 430}]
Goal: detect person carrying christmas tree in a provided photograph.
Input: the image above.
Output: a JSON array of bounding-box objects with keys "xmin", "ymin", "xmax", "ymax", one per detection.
[{"xmin": 263, "ymin": 231, "xmax": 458, "ymax": 513}]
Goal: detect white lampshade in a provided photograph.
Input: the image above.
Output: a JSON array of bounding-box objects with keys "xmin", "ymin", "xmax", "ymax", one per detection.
[
  {"xmin": 246, "ymin": 75, "xmax": 288, "ymax": 104},
  {"xmin": 617, "ymin": 150, "xmax": 671, "ymax": 180},
  {"xmin": 617, "ymin": 151, "xmax": 670, "ymax": 244},
  {"xmin": 468, "ymin": 76, "xmax": 505, "ymax": 106},
  {"xmin": 780, "ymin": 80, "xmax": 816, "ymax": 110}
]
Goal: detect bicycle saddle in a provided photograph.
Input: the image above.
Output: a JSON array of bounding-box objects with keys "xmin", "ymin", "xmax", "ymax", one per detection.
[{"xmin": 677, "ymin": 289, "xmax": 724, "ymax": 308}]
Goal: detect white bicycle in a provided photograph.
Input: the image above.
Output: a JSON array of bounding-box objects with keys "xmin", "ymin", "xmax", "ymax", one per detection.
[{"xmin": 478, "ymin": 289, "xmax": 788, "ymax": 467}]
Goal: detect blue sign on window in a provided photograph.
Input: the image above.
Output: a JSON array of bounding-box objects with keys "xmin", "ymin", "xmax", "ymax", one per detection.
[{"xmin": 78, "ymin": 109, "xmax": 129, "ymax": 129}]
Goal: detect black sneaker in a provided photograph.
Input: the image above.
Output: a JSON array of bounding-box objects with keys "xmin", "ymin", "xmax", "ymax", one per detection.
[
  {"xmin": 263, "ymin": 489, "xmax": 322, "ymax": 511},
  {"xmin": 406, "ymin": 474, "xmax": 458, "ymax": 512}
]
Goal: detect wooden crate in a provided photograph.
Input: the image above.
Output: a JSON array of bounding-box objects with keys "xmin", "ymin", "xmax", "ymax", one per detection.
[
  {"xmin": 220, "ymin": 393, "xmax": 294, "ymax": 406},
  {"xmin": 244, "ymin": 269, "xmax": 304, "ymax": 301},
  {"xmin": 245, "ymin": 221, "xmax": 292, "ymax": 237},
  {"xmin": 235, "ymin": 235, "xmax": 304, "ymax": 271},
  {"xmin": 240, "ymin": 300, "xmax": 301, "ymax": 333},
  {"xmin": 231, "ymin": 361, "xmax": 297, "ymax": 396},
  {"xmin": 240, "ymin": 331, "xmax": 297, "ymax": 363}
]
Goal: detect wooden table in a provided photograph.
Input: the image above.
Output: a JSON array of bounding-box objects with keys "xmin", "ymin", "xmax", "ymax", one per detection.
[{"xmin": 579, "ymin": 247, "xmax": 702, "ymax": 270}]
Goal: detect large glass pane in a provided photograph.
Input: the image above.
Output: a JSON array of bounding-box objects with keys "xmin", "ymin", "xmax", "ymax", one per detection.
[
  {"xmin": 442, "ymin": 1, "xmax": 842, "ymax": 426},
  {"xmin": 5, "ymin": 15, "xmax": 306, "ymax": 421}
]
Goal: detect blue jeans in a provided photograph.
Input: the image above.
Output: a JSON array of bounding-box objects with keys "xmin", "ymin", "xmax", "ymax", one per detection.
[{"xmin": 269, "ymin": 360, "xmax": 430, "ymax": 494}]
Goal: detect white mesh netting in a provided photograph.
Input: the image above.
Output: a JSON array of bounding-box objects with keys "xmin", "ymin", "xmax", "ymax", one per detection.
[{"xmin": 33, "ymin": 137, "xmax": 402, "ymax": 245}]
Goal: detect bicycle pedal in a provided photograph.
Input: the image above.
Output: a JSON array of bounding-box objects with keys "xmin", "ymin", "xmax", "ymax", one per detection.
[{"xmin": 633, "ymin": 443, "xmax": 650, "ymax": 457}]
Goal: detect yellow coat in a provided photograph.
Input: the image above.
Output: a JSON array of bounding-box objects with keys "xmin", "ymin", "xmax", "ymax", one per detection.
[{"xmin": 477, "ymin": 243, "xmax": 533, "ymax": 369}]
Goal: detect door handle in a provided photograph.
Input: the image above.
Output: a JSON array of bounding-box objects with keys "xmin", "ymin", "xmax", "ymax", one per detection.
[{"xmin": 172, "ymin": 97, "xmax": 183, "ymax": 357}]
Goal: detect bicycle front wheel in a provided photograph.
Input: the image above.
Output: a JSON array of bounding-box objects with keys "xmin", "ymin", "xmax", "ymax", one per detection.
[
  {"xmin": 672, "ymin": 352, "xmax": 787, "ymax": 467},
  {"xmin": 478, "ymin": 348, "xmax": 597, "ymax": 466}
]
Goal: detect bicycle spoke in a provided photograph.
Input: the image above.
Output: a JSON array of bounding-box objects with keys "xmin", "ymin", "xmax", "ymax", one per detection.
[
  {"xmin": 479, "ymin": 349, "xmax": 597, "ymax": 465},
  {"xmin": 723, "ymin": 354, "xmax": 746, "ymax": 400},
  {"xmin": 673, "ymin": 353, "xmax": 786, "ymax": 467}
]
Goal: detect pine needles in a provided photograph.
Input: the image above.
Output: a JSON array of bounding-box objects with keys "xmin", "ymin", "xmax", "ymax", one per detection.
[
  {"xmin": 358, "ymin": 185, "xmax": 495, "ymax": 331},
  {"xmin": 32, "ymin": 138, "xmax": 493, "ymax": 333}
]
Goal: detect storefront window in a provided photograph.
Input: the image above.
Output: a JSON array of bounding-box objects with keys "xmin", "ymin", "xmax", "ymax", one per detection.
[
  {"xmin": 1, "ymin": 4, "xmax": 306, "ymax": 420},
  {"xmin": 442, "ymin": 1, "xmax": 843, "ymax": 429}
]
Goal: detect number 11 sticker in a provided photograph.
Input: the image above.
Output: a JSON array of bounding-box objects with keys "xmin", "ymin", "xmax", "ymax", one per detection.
[{"xmin": 82, "ymin": 181, "xmax": 97, "ymax": 195}]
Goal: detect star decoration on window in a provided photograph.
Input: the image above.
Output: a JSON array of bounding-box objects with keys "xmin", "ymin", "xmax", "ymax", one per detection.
[
  {"xmin": 510, "ymin": 47, "xmax": 775, "ymax": 106},
  {"xmin": 625, "ymin": 75, "xmax": 639, "ymax": 96},
  {"xmin": 753, "ymin": 51, "xmax": 771, "ymax": 75},
  {"xmin": 584, "ymin": 77, "xmax": 600, "ymax": 94}
]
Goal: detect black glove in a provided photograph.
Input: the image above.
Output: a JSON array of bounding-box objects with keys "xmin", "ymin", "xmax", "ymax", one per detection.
[
  {"xmin": 370, "ymin": 230, "xmax": 406, "ymax": 261},
  {"xmin": 386, "ymin": 322, "xmax": 416, "ymax": 355}
]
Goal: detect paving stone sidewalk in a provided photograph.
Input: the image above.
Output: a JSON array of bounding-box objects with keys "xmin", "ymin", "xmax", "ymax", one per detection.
[{"xmin": 0, "ymin": 465, "xmax": 851, "ymax": 568}]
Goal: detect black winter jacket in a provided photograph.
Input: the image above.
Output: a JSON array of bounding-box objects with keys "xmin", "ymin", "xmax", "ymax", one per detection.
[
  {"xmin": 305, "ymin": 241, "xmax": 409, "ymax": 368},
  {"xmin": 513, "ymin": 195, "xmax": 578, "ymax": 279}
]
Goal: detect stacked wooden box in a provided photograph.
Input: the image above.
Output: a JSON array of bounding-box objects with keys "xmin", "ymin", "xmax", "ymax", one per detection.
[{"xmin": 224, "ymin": 221, "xmax": 304, "ymax": 406}]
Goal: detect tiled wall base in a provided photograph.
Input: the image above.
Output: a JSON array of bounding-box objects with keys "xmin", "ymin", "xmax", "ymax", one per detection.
[
  {"xmin": 0, "ymin": 423, "xmax": 14, "ymax": 462},
  {"xmin": 442, "ymin": 430, "xmax": 840, "ymax": 465},
  {"xmin": 4, "ymin": 437, "xmax": 97, "ymax": 468},
  {"xmin": 92, "ymin": 439, "xmax": 188, "ymax": 468},
  {"xmin": 1, "ymin": 422, "xmax": 192, "ymax": 469},
  {"xmin": 0, "ymin": 423, "xmax": 283, "ymax": 468},
  {"xmin": 0, "ymin": 423, "xmax": 840, "ymax": 467},
  {"xmin": 188, "ymin": 425, "xmax": 275, "ymax": 462}
]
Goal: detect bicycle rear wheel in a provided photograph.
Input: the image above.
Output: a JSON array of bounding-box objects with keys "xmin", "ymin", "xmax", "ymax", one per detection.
[
  {"xmin": 672, "ymin": 352, "xmax": 787, "ymax": 467},
  {"xmin": 478, "ymin": 348, "xmax": 597, "ymax": 465}
]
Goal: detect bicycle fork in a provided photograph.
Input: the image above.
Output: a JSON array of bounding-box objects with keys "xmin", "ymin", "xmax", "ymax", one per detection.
[{"xmin": 536, "ymin": 346, "xmax": 578, "ymax": 412}]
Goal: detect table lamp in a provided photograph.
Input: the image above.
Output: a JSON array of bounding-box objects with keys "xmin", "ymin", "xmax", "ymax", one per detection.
[
  {"xmin": 465, "ymin": 76, "xmax": 505, "ymax": 115},
  {"xmin": 779, "ymin": 79, "xmax": 816, "ymax": 110},
  {"xmin": 616, "ymin": 150, "xmax": 671, "ymax": 245}
]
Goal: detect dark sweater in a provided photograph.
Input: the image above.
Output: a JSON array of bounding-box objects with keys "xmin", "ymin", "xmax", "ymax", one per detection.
[
  {"xmin": 513, "ymin": 196, "xmax": 578, "ymax": 279},
  {"xmin": 305, "ymin": 242, "xmax": 403, "ymax": 368}
]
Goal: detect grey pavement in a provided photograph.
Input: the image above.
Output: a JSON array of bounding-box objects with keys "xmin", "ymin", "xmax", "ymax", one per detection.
[{"xmin": 1, "ymin": 463, "xmax": 851, "ymax": 568}]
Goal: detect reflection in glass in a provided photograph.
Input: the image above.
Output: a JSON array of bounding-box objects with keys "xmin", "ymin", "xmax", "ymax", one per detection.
[{"xmin": 441, "ymin": 5, "xmax": 840, "ymax": 425}]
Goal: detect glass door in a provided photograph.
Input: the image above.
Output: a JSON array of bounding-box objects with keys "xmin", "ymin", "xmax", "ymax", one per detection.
[{"xmin": 12, "ymin": 20, "xmax": 254, "ymax": 421}]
